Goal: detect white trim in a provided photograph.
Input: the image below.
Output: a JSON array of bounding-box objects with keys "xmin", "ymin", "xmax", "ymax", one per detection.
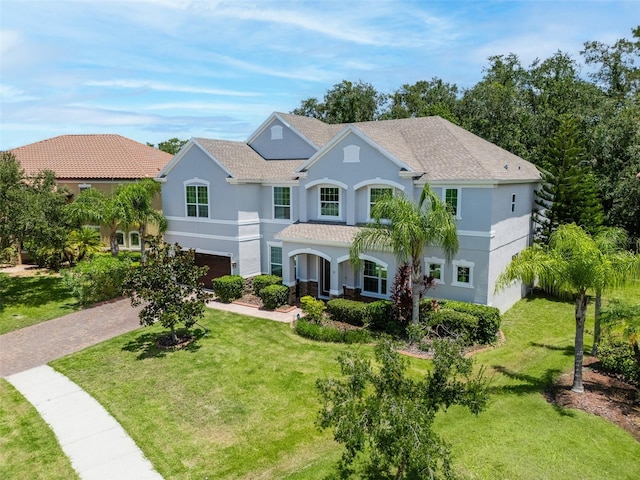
[
  {"xmin": 305, "ymin": 178, "xmax": 348, "ymax": 190},
  {"xmin": 443, "ymin": 187, "xmax": 462, "ymax": 220},
  {"xmin": 165, "ymin": 230, "xmax": 261, "ymax": 242},
  {"xmin": 424, "ymin": 256, "xmax": 446, "ymax": 285},
  {"xmin": 129, "ymin": 231, "xmax": 141, "ymax": 249},
  {"xmin": 452, "ymin": 259, "xmax": 474, "ymax": 288},
  {"xmin": 318, "ymin": 185, "xmax": 342, "ymax": 221},
  {"xmin": 343, "ymin": 144, "xmax": 360, "ymax": 163},
  {"xmin": 287, "ymin": 248, "xmax": 331, "ymax": 262},
  {"xmin": 115, "ymin": 230, "xmax": 126, "ymax": 246},
  {"xmin": 357, "ymin": 254, "xmax": 388, "ymax": 269},
  {"xmin": 272, "ymin": 186, "xmax": 291, "ymax": 220},
  {"xmin": 457, "ymin": 229, "xmax": 495, "ymax": 238},
  {"xmin": 353, "ymin": 178, "xmax": 405, "ymax": 192},
  {"xmin": 184, "ymin": 179, "xmax": 210, "ymax": 219},
  {"xmin": 166, "ymin": 216, "xmax": 259, "ymax": 226}
]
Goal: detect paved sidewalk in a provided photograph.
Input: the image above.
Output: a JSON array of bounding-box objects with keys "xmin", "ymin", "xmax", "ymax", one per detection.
[{"xmin": 7, "ymin": 365, "xmax": 163, "ymax": 480}]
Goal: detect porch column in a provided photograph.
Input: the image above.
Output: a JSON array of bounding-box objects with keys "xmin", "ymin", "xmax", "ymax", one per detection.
[{"xmin": 346, "ymin": 186, "xmax": 355, "ymax": 225}]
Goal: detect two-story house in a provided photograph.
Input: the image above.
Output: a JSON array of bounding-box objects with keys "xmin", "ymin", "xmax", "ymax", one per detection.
[{"xmin": 157, "ymin": 112, "xmax": 540, "ymax": 312}]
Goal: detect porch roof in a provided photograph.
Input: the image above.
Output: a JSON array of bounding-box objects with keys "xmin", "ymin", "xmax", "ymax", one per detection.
[{"xmin": 275, "ymin": 222, "xmax": 362, "ymax": 247}]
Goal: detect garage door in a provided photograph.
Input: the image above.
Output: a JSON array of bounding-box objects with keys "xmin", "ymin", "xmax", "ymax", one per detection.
[{"xmin": 194, "ymin": 253, "xmax": 231, "ymax": 288}]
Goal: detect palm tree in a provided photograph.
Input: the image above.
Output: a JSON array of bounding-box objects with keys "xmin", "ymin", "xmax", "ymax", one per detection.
[
  {"xmin": 350, "ymin": 184, "xmax": 459, "ymax": 324},
  {"xmin": 65, "ymin": 188, "xmax": 129, "ymax": 256},
  {"xmin": 117, "ymin": 179, "xmax": 167, "ymax": 262},
  {"xmin": 496, "ymin": 223, "xmax": 640, "ymax": 393}
]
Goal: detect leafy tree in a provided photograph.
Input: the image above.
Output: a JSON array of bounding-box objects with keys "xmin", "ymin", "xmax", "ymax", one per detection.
[
  {"xmin": 292, "ymin": 80, "xmax": 385, "ymax": 123},
  {"xmin": 600, "ymin": 299, "xmax": 640, "ymax": 376},
  {"xmin": 157, "ymin": 138, "xmax": 188, "ymax": 155},
  {"xmin": 496, "ymin": 223, "xmax": 640, "ymax": 392},
  {"xmin": 384, "ymin": 78, "xmax": 460, "ymax": 123},
  {"xmin": 532, "ymin": 115, "xmax": 603, "ymax": 243},
  {"xmin": 317, "ymin": 336, "xmax": 488, "ymax": 479},
  {"xmin": 123, "ymin": 239, "xmax": 213, "ymax": 345},
  {"xmin": 0, "ymin": 152, "xmax": 27, "ymax": 263},
  {"xmin": 350, "ymin": 185, "xmax": 458, "ymax": 324},
  {"xmin": 64, "ymin": 227, "xmax": 102, "ymax": 265},
  {"xmin": 117, "ymin": 179, "xmax": 167, "ymax": 262}
]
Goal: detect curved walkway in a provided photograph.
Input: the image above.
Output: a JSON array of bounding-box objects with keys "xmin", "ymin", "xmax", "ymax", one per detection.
[{"xmin": 1, "ymin": 295, "xmax": 300, "ymax": 480}]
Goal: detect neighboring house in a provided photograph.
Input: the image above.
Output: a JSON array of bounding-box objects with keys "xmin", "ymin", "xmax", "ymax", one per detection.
[
  {"xmin": 10, "ymin": 134, "xmax": 173, "ymax": 250},
  {"xmin": 158, "ymin": 113, "xmax": 540, "ymax": 312}
]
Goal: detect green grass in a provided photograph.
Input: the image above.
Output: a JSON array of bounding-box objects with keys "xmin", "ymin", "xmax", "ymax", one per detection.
[
  {"xmin": 48, "ymin": 287, "xmax": 640, "ymax": 480},
  {"xmin": 0, "ymin": 380, "xmax": 79, "ymax": 480},
  {"xmin": 0, "ymin": 272, "xmax": 79, "ymax": 334}
]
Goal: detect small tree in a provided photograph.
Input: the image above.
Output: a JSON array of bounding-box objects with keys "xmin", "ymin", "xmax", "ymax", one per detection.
[
  {"xmin": 317, "ymin": 337, "xmax": 488, "ymax": 479},
  {"xmin": 389, "ymin": 262, "xmax": 413, "ymax": 325},
  {"xmin": 123, "ymin": 239, "xmax": 213, "ymax": 345}
]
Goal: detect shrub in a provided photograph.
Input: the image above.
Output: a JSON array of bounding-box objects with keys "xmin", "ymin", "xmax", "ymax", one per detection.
[
  {"xmin": 259, "ymin": 284, "xmax": 289, "ymax": 310},
  {"xmin": 64, "ymin": 254, "xmax": 131, "ymax": 305},
  {"xmin": 294, "ymin": 318, "xmax": 372, "ymax": 344},
  {"xmin": 424, "ymin": 309, "xmax": 478, "ymax": 343},
  {"xmin": 212, "ymin": 275, "xmax": 244, "ymax": 303},
  {"xmin": 598, "ymin": 337, "xmax": 639, "ymax": 385},
  {"xmin": 300, "ymin": 295, "xmax": 326, "ymax": 323},
  {"xmin": 420, "ymin": 298, "xmax": 501, "ymax": 344},
  {"xmin": 326, "ymin": 298, "xmax": 369, "ymax": 327},
  {"xmin": 366, "ymin": 300, "xmax": 398, "ymax": 333},
  {"xmin": 252, "ymin": 274, "xmax": 282, "ymax": 295}
]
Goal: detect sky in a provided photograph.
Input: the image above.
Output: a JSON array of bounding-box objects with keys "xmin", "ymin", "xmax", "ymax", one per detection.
[{"xmin": 0, "ymin": 0, "xmax": 637, "ymax": 151}]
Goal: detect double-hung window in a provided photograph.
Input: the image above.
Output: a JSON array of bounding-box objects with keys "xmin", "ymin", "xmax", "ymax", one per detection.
[
  {"xmin": 363, "ymin": 260, "xmax": 387, "ymax": 295},
  {"xmin": 369, "ymin": 187, "xmax": 392, "ymax": 220},
  {"xmin": 186, "ymin": 184, "xmax": 209, "ymax": 218},
  {"xmin": 270, "ymin": 246, "xmax": 283, "ymax": 277},
  {"xmin": 273, "ymin": 187, "xmax": 291, "ymax": 220},
  {"xmin": 444, "ymin": 188, "xmax": 461, "ymax": 218},
  {"xmin": 320, "ymin": 187, "xmax": 340, "ymax": 218}
]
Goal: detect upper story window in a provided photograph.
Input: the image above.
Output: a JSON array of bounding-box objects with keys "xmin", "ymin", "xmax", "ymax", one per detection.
[
  {"xmin": 116, "ymin": 231, "xmax": 125, "ymax": 246},
  {"xmin": 444, "ymin": 188, "xmax": 461, "ymax": 218},
  {"xmin": 343, "ymin": 145, "xmax": 360, "ymax": 163},
  {"xmin": 320, "ymin": 187, "xmax": 341, "ymax": 219},
  {"xmin": 129, "ymin": 232, "xmax": 140, "ymax": 248},
  {"xmin": 363, "ymin": 260, "xmax": 387, "ymax": 295},
  {"xmin": 185, "ymin": 183, "xmax": 209, "ymax": 218},
  {"xmin": 369, "ymin": 187, "xmax": 392, "ymax": 220},
  {"xmin": 273, "ymin": 187, "xmax": 291, "ymax": 220},
  {"xmin": 270, "ymin": 125, "xmax": 283, "ymax": 140},
  {"xmin": 79, "ymin": 183, "xmax": 91, "ymax": 192}
]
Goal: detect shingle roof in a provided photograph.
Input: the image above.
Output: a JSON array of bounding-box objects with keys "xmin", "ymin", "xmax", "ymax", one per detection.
[
  {"xmin": 276, "ymin": 222, "xmax": 362, "ymax": 246},
  {"xmin": 9, "ymin": 134, "xmax": 173, "ymax": 180},
  {"xmin": 276, "ymin": 113, "xmax": 342, "ymax": 148},
  {"xmin": 194, "ymin": 138, "xmax": 305, "ymax": 180}
]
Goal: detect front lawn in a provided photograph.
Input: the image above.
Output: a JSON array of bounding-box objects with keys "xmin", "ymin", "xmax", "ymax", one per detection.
[
  {"xmin": 0, "ymin": 272, "xmax": 79, "ymax": 335},
  {"xmin": 48, "ymin": 288, "xmax": 640, "ymax": 479},
  {"xmin": 0, "ymin": 380, "xmax": 79, "ymax": 480}
]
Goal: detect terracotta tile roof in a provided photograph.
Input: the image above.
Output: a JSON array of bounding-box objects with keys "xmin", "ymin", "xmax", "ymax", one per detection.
[
  {"xmin": 9, "ymin": 134, "xmax": 173, "ymax": 180},
  {"xmin": 194, "ymin": 138, "xmax": 305, "ymax": 181},
  {"xmin": 276, "ymin": 222, "xmax": 362, "ymax": 246}
]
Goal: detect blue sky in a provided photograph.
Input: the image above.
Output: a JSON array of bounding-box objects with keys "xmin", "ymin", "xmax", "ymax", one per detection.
[{"xmin": 0, "ymin": 0, "xmax": 636, "ymax": 151}]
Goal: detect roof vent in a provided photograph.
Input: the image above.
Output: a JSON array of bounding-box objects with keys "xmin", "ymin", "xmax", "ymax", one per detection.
[{"xmin": 504, "ymin": 164, "xmax": 508, "ymax": 170}]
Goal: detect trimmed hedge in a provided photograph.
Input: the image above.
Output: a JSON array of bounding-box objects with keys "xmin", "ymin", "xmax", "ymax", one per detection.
[
  {"xmin": 259, "ymin": 284, "xmax": 289, "ymax": 310},
  {"xmin": 420, "ymin": 298, "xmax": 501, "ymax": 344},
  {"xmin": 252, "ymin": 274, "xmax": 282, "ymax": 295},
  {"xmin": 366, "ymin": 299, "xmax": 396, "ymax": 333},
  {"xmin": 598, "ymin": 337, "xmax": 639, "ymax": 385},
  {"xmin": 212, "ymin": 275, "xmax": 244, "ymax": 303},
  {"xmin": 64, "ymin": 254, "xmax": 131, "ymax": 305},
  {"xmin": 294, "ymin": 318, "xmax": 372, "ymax": 344},
  {"xmin": 326, "ymin": 298, "xmax": 368, "ymax": 327},
  {"xmin": 425, "ymin": 309, "xmax": 478, "ymax": 343},
  {"xmin": 300, "ymin": 295, "xmax": 326, "ymax": 323}
]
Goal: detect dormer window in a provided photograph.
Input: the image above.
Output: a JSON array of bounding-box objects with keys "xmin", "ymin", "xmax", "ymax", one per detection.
[
  {"xmin": 270, "ymin": 125, "xmax": 283, "ymax": 140},
  {"xmin": 343, "ymin": 145, "xmax": 360, "ymax": 163}
]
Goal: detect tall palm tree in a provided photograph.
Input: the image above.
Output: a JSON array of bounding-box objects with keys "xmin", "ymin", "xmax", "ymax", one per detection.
[
  {"xmin": 496, "ymin": 223, "xmax": 640, "ymax": 393},
  {"xmin": 117, "ymin": 179, "xmax": 167, "ymax": 262},
  {"xmin": 350, "ymin": 184, "xmax": 459, "ymax": 324}
]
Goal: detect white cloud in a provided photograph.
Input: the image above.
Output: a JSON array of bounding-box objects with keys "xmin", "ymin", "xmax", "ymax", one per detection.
[{"xmin": 84, "ymin": 79, "xmax": 262, "ymax": 97}]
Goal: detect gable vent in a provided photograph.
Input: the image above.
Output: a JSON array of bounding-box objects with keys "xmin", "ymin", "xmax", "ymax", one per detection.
[{"xmin": 343, "ymin": 145, "xmax": 360, "ymax": 163}]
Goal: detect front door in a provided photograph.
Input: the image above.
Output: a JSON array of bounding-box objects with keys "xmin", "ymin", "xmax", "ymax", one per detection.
[{"xmin": 320, "ymin": 258, "xmax": 330, "ymax": 298}]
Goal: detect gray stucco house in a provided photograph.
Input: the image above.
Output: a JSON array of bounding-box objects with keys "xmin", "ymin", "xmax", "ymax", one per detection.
[{"xmin": 157, "ymin": 112, "xmax": 540, "ymax": 312}]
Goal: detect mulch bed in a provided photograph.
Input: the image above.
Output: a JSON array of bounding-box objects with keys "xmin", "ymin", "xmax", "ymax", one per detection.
[{"xmin": 544, "ymin": 357, "xmax": 640, "ymax": 441}]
